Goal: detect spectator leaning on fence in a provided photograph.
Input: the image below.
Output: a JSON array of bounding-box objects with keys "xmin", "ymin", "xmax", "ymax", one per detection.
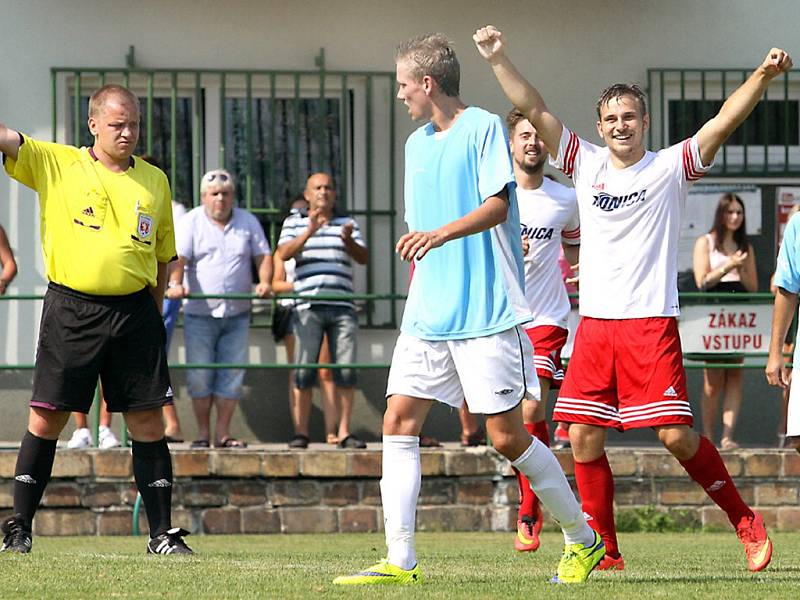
[
  {"xmin": 272, "ymin": 195, "xmax": 342, "ymax": 445},
  {"xmin": 277, "ymin": 172, "xmax": 368, "ymax": 449},
  {"xmin": 166, "ymin": 169, "xmax": 272, "ymax": 449}
]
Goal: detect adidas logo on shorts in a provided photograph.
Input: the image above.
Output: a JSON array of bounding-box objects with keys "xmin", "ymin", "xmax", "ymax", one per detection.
[
  {"xmin": 14, "ymin": 474, "xmax": 36, "ymax": 485},
  {"xmin": 663, "ymin": 386, "xmax": 678, "ymax": 397}
]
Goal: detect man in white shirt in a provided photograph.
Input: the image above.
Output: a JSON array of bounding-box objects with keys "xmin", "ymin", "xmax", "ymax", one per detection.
[
  {"xmin": 167, "ymin": 169, "xmax": 272, "ymax": 448},
  {"xmin": 475, "ymin": 25, "xmax": 791, "ymax": 573},
  {"xmin": 506, "ymin": 108, "xmax": 580, "ymax": 554}
]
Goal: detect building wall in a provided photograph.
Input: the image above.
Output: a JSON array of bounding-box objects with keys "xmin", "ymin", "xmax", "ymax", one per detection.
[{"xmin": 0, "ymin": 1, "xmax": 795, "ymax": 439}]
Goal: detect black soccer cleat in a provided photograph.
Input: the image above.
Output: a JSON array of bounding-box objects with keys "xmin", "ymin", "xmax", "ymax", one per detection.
[
  {"xmin": 147, "ymin": 527, "xmax": 193, "ymax": 555},
  {"xmin": 1, "ymin": 514, "xmax": 32, "ymax": 554}
]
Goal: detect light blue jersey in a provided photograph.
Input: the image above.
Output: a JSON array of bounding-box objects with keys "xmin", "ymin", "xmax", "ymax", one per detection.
[
  {"xmin": 775, "ymin": 212, "xmax": 800, "ymax": 293},
  {"xmin": 401, "ymin": 106, "xmax": 532, "ymax": 340}
]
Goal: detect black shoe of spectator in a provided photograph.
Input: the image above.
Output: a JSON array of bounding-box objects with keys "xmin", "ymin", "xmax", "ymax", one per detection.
[
  {"xmin": 338, "ymin": 435, "xmax": 367, "ymax": 449},
  {"xmin": 1, "ymin": 514, "xmax": 32, "ymax": 553},
  {"xmin": 288, "ymin": 434, "xmax": 309, "ymax": 449}
]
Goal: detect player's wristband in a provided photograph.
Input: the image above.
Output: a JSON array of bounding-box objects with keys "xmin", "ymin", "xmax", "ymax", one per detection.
[{"xmin": 167, "ymin": 281, "xmax": 180, "ymax": 289}]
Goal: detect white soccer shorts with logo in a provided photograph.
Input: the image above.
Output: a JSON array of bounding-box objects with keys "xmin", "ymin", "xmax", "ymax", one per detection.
[{"xmin": 386, "ymin": 325, "xmax": 540, "ymax": 414}]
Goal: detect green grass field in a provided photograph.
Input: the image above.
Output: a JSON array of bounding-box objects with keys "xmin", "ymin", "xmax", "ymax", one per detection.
[{"xmin": 2, "ymin": 532, "xmax": 798, "ymax": 599}]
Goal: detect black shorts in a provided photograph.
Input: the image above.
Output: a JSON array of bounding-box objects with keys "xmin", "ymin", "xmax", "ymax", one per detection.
[{"xmin": 31, "ymin": 283, "xmax": 173, "ymax": 414}]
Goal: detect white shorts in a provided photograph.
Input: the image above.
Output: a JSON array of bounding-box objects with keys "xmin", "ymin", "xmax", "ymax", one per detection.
[
  {"xmin": 788, "ymin": 366, "xmax": 800, "ymax": 437},
  {"xmin": 386, "ymin": 326, "xmax": 540, "ymax": 414}
]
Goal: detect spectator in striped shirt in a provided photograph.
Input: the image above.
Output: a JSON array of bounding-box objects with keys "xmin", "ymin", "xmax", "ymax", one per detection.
[{"xmin": 277, "ymin": 172, "xmax": 369, "ymax": 449}]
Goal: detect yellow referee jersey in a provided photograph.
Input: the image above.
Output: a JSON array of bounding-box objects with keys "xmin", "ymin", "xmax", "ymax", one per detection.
[{"xmin": 4, "ymin": 135, "xmax": 176, "ymax": 295}]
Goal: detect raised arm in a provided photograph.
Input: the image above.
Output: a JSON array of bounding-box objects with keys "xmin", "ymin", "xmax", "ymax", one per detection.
[
  {"xmin": 396, "ymin": 187, "xmax": 509, "ymax": 261},
  {"xmin": 0, "ymin": 123, "xmax": 22, "ymax": 161},
  {"xmin": 696, "ymin": 48, "xmax": 793, "ymax": 167},
  {"xmin": 473, "ymin": 26, "xmax": 563, "ymax": 158}
]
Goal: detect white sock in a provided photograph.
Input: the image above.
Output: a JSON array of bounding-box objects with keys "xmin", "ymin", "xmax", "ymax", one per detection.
[
  {"xmin": 511, "ymin": 436, "xmax": 595, "ymax": 546},
  {"xmin": 381, "ymin": 435, "xmax": 420, "ymax": 570}
]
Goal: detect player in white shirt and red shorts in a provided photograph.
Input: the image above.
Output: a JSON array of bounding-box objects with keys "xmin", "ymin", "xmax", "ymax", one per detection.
[
  {"xmin": 476, "ymin": 25, "xmax": 792, "ymax": 573},
  {"xmin": 506, "ymin": 108, "xmax": 580, "ymax": 553}
]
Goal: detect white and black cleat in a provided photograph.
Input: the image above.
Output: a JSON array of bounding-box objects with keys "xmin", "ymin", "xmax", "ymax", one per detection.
[
  {"xmin": 147, "ymin": 527, "xmax": 193, "ymax": 555},
  {"xmin": 1, "ymin": 514, "xmax": 32, "ymax": 554}
]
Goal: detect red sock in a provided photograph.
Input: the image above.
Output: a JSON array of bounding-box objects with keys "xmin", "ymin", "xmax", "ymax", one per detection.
[
  {"xmin": 515, "ymin": 422, "xmax": 547, "ymax": 520},
  {"xmin": 532, "ymin": 420, "xmax": 550, "ymax": 447},
  {"xmin": 575, "ymin": 453, "xmax": 620, "ymax": 558},
  {"xmin": 679, "ymin": 435, "xmax": 753, "ymax": 527}
]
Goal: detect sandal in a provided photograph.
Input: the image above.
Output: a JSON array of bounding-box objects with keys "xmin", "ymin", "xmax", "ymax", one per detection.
[
  {"xmin": 337, "ymin": 435, "xmax": 367, "ymax": 449},
  {"xmin": 720, "ymin": 438, "xmax": 740, "ymax": 450},
  {"xmin": 419, "ymin": 435, "xmax": 442, "ymax": 448},
  {"xmin": 190, "ymin": 439, "xmax": 210, "ymax": 449},
  {"xmin": 215, "ymin": 437, "xmax": 248, "ymax": 449},
  {"xmin": 165, "ymin": 435, "xmax": 185, "ymax": 444},
  {"xmin": 460, "ymin": 427, "xmax": 486, "ymax": 447},
  {"xmin": 288, "ymin": 434, "xmax": 309, "ymax": 449}
]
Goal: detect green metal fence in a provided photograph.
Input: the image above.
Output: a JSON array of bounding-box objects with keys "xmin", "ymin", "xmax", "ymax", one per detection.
[
  {"xmin": 647, "ymin": 67, "xmax": 799, "ymax": 175},
  {"xmin": 50, "ymin": 48, "xmax": 402, "ymax": 327}
]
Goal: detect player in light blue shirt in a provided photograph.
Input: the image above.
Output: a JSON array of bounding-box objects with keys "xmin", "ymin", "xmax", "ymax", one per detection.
[
  {"xmin": 767, "ymin": 210, "xmax": 800, "ymax": 450},
  {"xmin": 402, "ymin": 106, "xmax": 531, "ymax": 339},
  {"xmin": 334, "ymin": 32, "xmax": 601, "ymax": 587}
]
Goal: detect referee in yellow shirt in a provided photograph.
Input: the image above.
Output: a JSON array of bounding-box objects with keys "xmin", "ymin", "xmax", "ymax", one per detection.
[{"xmin": 0, "ymin": 84, "xmax": 191, "ymax": 555}]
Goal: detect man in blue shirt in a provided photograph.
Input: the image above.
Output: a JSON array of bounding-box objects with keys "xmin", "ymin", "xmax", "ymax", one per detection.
[
  {"xmin": 767, "ymin": 210, "xmax": 800, "ymax": 453},
  {"xmin": 334, "ymin": 32, "xmax": 602, "ymax": 587}
]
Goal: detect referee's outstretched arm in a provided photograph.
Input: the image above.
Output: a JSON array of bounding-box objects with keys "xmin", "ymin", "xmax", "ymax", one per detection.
[{"xmin": 0, "ymin": 122, "xmax": 22, "ymax": 162}]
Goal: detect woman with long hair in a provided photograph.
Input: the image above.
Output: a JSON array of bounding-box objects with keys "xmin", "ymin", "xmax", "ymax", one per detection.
[{"xmin": 693, "ymin": 193, "xmax": 758, "ymax": 449}]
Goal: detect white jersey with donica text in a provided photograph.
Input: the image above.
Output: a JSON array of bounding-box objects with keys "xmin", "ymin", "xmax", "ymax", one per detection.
[
  {"xmin": 518, "ymin": 178, "xmax": 579, "ymax": 328},
  {"xmin": 551, "ymin": 127, "xmax": 711, "ymax": 319}
]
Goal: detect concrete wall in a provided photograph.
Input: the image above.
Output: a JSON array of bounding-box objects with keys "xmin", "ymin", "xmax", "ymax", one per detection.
[{"xmin": 1, "ymin": 445, "xmax": 798, "ymax": 536}]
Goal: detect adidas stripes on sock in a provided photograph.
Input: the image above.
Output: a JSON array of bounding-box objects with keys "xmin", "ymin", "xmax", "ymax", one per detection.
[
  {"xmin": 132, "ymin": 438, "xmax": 174, "ymax": 538},
  {"xmin": 13, "ymin": 431, "xmax": 58, "ymax": 529},
  {"xmin": 679, "ymin": 435, "xmax": 752, "ymax": 527}
]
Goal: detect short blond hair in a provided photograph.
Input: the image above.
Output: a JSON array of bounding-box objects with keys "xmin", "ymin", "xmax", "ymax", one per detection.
[
  {"xmin": 88, "ymin": 84, "xmax": 140, "ymax": 118},
  {"xmin": 395, "ymin": 33, "xmax": 460, "ymax": 97}
]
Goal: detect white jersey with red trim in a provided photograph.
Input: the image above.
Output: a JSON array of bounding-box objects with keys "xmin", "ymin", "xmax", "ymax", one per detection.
[
  {"xmin": 518, "ymin": 178, "xmax": 580, "ymax": 328},
  {"xmin": 550, "ymin": 127, "xmax": 711, "ymax": 319}
]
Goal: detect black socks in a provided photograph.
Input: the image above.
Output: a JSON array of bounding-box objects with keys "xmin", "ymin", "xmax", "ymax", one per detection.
[
  {"xmin": 13, "ymin": 431, "xmax": 58, "ymax": 529},
  {"xmin": 131, "ymin": 438, "xmax": 174, "ymax": 537}
]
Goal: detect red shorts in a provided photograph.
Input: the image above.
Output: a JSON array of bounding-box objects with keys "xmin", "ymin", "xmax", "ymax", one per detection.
[
  {"xmin": 525, "ymin": 325, "xmax": 567, "ymax": 387},
  {"xmin": 553, "ymin": 317, "xmax": 693, "ymax": 431}
]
